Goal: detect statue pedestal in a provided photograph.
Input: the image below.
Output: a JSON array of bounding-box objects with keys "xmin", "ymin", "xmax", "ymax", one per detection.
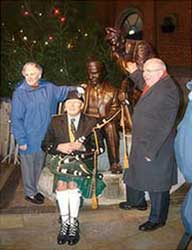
[
  {"xmin": 38, "ymin": 132, "xmax": 185, "ymax": 205},
  {"xmin": 38, "ymin": 166, "xmax": 56, "ymax": 202},
  {"xmin": 97, "ymin": 133, "xmax": 131, "ymax": 172},
  {"xmin": 38, "ymin": 168, "xmax": 126, "ymax": 205},
  {"xmin": 38, "ymin": 133, "xmax": 130, "ymax": 205}
]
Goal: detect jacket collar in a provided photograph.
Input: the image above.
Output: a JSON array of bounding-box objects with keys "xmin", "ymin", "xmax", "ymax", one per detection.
[
  {"xmin": 59, "ymin": 112, "xmax": 85, "ymax": 141},
  {"xmin": 16, "ymin": 79, "xmax": 46, "ymax": 91},
  {"xmin": 137, "ymin": 75, "xmax": 170, "ymax": 104}
]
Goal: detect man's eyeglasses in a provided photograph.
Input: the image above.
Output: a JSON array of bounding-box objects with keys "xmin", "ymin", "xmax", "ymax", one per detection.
[{"xmin": 143, "ymin": 68, "xmax": 163, "ymax": 73}]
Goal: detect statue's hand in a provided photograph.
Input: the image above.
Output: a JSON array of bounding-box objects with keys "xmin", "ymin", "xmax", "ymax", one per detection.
[{"xmin": 118, "ymin": 89, "xmax": 127, "ymax": 103}]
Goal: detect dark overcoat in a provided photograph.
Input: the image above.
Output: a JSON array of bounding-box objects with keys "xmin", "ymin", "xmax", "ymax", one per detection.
[{"xmin": 124, "ymin": 71, "xmax": 180, "ymax": 192}]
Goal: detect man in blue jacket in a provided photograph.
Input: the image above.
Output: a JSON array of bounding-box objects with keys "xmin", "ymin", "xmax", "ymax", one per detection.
[
  {"xmin": 175, "ymin": 80, "xmax": 192, "ymax": 250},
  {"xmin": 11, "ymin": 62, "xmax": 80, "ymax": 204}
]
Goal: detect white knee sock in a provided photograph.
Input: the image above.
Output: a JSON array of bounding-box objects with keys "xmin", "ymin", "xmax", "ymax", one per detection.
[
  {"xmin": 56, "ymin": 189, "xmax": 69, "ymax": 224},
  {"xmin": 68, "ymin": 189, "xmax": 81, "ymax": 224}
]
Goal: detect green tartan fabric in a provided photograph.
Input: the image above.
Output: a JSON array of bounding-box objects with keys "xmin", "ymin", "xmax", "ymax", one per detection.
[{"xmin": 48, "ymin": 155, "xmax": 106, "ymax": 199}]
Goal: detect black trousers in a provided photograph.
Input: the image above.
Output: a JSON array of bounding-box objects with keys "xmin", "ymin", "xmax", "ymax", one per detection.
[{"xmin": 126, "ymin": 185, "xmax": 170, "ymax": 224}]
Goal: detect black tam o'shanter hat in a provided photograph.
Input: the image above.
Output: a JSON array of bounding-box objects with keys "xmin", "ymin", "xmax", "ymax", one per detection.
[{"xmin": 65, "ymin": 90, "xmax": 84, "ymax": 102}]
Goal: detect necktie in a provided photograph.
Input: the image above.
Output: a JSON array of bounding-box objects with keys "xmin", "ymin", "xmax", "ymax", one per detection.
[{"xmin": 69, "ymin": 118, "xmax": 76, "ymax": 142}]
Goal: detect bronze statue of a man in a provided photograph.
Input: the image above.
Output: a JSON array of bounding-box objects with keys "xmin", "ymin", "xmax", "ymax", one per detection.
[
  {"xmin": 83, "ymin": 59, "xmax": 122, "ymax": 174},
  {"xmin": 105, "ymin": 27, "xmax": 156, "ymax": 71},
  {"xmin": 105, "ymin": 27, "xmax": 157, "ymax": 113}
]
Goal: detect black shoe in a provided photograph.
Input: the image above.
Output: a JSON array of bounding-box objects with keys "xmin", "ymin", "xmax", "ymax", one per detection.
[
  {"xmin": 25, "ymin": 196, "xmax": 44, "ymax": 204},
  {"xmin": 35, "ymin": 193, "xmax": 45, "ymax": 201},
  {"xmin": 68, "ymin": 220, "xmax": 80, "ymax": 246},
  {"xmin": 57, "ymin": 222, "xmax": 69, "ymax": 245},
  {"xmin": 119, "ymin": 201, "xmax": 147, "ymax": 211},
  {"xmin": 139, "ymin": 221, "xmax": 165, "ymax": 231},
  {"xmin": 177, "ymin": 232, "xmax": 192, "ymax": 250}
]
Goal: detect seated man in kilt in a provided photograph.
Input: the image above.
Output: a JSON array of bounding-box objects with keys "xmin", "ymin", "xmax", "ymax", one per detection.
[{"xmin": 42, "ymin": 90, "xmax": 106, "ymax": 246}]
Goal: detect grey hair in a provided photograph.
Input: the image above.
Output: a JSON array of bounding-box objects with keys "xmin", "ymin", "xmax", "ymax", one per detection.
[
  {"xmin": 22, "ymin": 62, "xmax": 43, "ymax": 75},
  {"xmin": 144, "ymin": 58, "xmax": 167, "ymax": 71}
]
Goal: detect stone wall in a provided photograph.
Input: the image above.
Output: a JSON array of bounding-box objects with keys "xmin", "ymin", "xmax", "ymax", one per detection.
[{"xmin": 0, "ymin": 99, "xmax": 11, "ymax": 159}]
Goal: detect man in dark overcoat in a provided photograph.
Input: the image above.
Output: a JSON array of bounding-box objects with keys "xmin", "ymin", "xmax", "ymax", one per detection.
[{"xmin": 119, "ymin": 58, "xmax": 180, "ymax": 231}]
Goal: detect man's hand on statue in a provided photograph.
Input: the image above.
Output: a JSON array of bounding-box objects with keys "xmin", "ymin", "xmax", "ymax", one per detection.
[
  {"xmin": 80, "ymin": 83, "xmax": 87, "ymax": 89},
  {"xmin": 76, "ymin": 86, "xmax": 85, "ymax": 94},
  {"xmin": 19, "ymin": 144, "xmax": 27, "ymax": 151},
  {"xmin": 122, "ymin": 61, "xmax": 138, "ymax": 73}
]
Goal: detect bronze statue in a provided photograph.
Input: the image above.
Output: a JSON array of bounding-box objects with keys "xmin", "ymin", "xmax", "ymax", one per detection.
[
  {"xmin": 105, "ymin": 27, "xmax": 157, "ymax": 115},
  {"xmin": 105, "ymin": 27, "xmax": 156, "ymax": 71},
  {"xmin": 83, "ymin": 59, "xmax": 122, "ymax": 174}
]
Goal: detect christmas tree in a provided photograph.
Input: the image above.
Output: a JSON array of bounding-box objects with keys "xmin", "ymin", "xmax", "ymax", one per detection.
[{"xmin": 1, "ymin": 0, "xmax": 122, "ymax": 97}]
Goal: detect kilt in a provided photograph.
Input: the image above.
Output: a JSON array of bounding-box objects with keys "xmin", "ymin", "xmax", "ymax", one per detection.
[{"xmin": 47, "ymin": 155, "xmax": 106, "ymax": 199}]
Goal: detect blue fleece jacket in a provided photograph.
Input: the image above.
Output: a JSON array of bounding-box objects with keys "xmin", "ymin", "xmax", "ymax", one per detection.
[{"xmin": 11, "ymin": 79, "xmax": 72, "ymax": 154}]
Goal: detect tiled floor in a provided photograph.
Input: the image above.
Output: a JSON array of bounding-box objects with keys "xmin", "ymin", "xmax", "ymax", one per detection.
[{"xmin": 1, "ymin": 204, "xmax": 192, "ymax": 250}]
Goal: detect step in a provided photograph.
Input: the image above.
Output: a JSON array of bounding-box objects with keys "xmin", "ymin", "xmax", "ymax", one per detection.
[{"xmin": 0, "ymin": 164, "xmax": 20, "ymax": 209}]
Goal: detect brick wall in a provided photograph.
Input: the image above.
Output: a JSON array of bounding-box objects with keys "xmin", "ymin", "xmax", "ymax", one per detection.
[
  {"xmin": 95, "ymin": 0, "xmax": 192, "ymax": 68},
  {"xmin": 156, "ymin": 0, "xmax": 192, "ymax": 67},
  {"xmin": 114, "ymin": 1, "xmax": 155, "ymax": 44}
]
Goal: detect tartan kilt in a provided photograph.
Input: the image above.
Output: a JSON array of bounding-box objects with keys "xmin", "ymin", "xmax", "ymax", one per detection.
[{"xmin": 47, "ymin": 154, "xmax": 106, "ymax": 199}]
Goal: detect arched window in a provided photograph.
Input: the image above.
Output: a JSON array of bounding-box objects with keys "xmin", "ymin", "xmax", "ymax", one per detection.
[{"xmin": 116, "ymin": 8, "xmax": 143, "ymax": 40}]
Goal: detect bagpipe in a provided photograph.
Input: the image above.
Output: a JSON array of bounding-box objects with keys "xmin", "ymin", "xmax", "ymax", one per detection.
[
  {"xmin": 49, "ymin": 154, "xmax": 106, "ymax": 200},
  {"xmin": 48, "ymin": 104, "xmax": 132, "ymax": 209}
]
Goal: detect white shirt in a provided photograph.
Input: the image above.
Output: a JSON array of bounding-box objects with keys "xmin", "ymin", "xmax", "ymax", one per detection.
[{"xmin": 67, "ymin": 113, "xmax": 81, "ymax": 130}]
